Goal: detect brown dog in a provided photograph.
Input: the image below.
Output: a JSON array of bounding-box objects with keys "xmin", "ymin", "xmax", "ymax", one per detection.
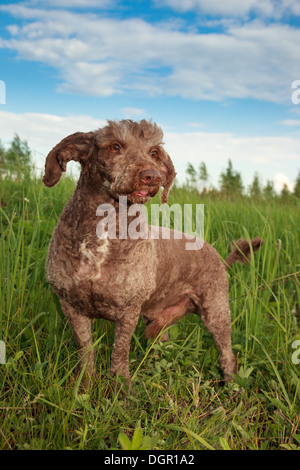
[{"xmin": 43, "ymin": 119, "xmax": 263, "ymax": 386}]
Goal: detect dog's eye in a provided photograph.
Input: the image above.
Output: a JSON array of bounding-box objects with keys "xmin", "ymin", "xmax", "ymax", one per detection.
[
  {"xmin": 110, "ymin": 143, "xmax": 121, "ymax": 152},
  {"xmin": 150, "ymin": 149, "xmax": 159, "ymax": 161}
]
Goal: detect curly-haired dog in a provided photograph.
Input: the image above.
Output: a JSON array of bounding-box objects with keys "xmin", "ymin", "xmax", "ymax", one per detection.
[{"xmin": 43, "ymin": 119, "xmax": 263, "ymax": 386}]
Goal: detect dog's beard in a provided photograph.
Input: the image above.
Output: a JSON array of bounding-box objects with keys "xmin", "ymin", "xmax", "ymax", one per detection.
[{"xmin": 108, "ymin": 177, "xmax": 160, "ymax": 204}]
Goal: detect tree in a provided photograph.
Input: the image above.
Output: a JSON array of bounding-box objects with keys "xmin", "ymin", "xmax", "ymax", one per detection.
[
  {"xmin": 263, "ymin": 180, "xmax": 275, "ymax": 199},
  {"xmin": 186, "ymin": 162, "xmax": 197, "ymax": 186},
  {"xmin": 198, "ymin": 161, "xmax": 209, "ymax": 192},
  {"xmin": 281, "ymin": 182, "xmax": 290, "ymax": 201},
  {"xmin": 5, "ymin": 134, "xmax": 31, "ymax": 169},
  {"xmin": 294, "ymin": 171, "xmax": 300, "ymax": 198},
  {"xmin": 219, "ymin": 159, "xmax": 244, "ymax": 196},
  {"xmin": 249, "ymin": 173, "xmax": 262, "ymax": 199}
]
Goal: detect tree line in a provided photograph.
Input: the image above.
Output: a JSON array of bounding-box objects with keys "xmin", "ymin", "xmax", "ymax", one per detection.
[
  {"xmin": 1, "ymin": 135, "xmax": 299, "ymax": 200},
  {"xmin": 184, "ymin": 160, "xmax": 300, "ymax": 200}
]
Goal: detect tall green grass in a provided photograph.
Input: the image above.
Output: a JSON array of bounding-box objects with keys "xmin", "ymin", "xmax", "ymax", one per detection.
[{"xmin": 0, "ymin": 172, "xmax": 299, "ymax": 450}]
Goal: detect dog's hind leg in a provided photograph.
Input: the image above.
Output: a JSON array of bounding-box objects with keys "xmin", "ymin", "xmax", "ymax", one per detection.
[{"xmin": 144, "ymin": 297, "xmax": 190, "ymax": 341}]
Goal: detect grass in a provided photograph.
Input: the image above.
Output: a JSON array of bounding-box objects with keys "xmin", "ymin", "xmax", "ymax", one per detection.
[{"xmin": 0, "ymin": 170, "xmax": 299, "ymax": 450}]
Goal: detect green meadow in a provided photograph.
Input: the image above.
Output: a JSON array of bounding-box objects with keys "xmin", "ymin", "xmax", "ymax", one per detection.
[{"xmin": 0, "ymin": 165, "xmax": 299, "ymax": 450}]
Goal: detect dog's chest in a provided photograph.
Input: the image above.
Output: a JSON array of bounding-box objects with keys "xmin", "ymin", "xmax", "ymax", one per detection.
[
  {"xmin": 74, "ymin": 237, "xmax": 110, "ymax": 282},
  {"xmin": 73, "ymin": 238, "xmax": 157, "ymax": 314}
]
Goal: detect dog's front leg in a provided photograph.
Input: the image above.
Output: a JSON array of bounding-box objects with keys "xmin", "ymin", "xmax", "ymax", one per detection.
[
  {"xmin": 61, "ymin": 299, "xmax": 95, "ymax": 388},
  {"xmin": 110, "ymin": 312, "xmax": 140, "ymax": 384}
]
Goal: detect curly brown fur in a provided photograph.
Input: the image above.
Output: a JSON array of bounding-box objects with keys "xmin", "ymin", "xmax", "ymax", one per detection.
[{"xmin": 43, "ymin": 119, "xmax": 263, "ymax": 387}]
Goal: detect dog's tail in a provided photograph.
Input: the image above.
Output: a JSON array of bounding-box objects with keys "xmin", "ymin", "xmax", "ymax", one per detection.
[{"xmin": 224, "ymin": 236, "xmax": 264, "ymax": 271}]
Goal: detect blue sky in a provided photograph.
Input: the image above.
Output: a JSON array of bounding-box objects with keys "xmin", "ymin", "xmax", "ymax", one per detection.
[{"xmin": 0, "ymin": 0, "xmax": 300, "ymax": 191}]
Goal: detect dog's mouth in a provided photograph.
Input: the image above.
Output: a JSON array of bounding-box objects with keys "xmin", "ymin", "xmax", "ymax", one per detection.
[
  {"xmin": 131, "ymin": 186, "xmax": 160, "ymax": 202},
  {"xmin": 133, "ymin": 189, "xmax": 149, "ymax": 198},
  {"xmin": 129, "ymin": 190, "xmax": 151, "ymax": 203},
  {"xmin": 109, "ymin": 177, "xmax": 160, "ymax": 203}
]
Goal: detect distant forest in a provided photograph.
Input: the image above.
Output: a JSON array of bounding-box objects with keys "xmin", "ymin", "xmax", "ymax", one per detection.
[
  {"xmin": 182, "ymin": 159, "xmax": 300, "ymax": 201},
  {"xmin": 1, "ymin": 134, "xmax": 300, "ymax": 201}
]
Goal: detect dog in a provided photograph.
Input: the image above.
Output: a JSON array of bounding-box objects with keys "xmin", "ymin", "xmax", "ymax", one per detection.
[{"xmin": 43, "ymin": 119, "xmax": 263, "ymax": 386}]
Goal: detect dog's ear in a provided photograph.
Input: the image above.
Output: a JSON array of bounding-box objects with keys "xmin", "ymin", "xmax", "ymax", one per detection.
[
  {"xmin": 43, "ymin": 131, "xmax": 95, "ymax": 187},
  {"xmin": 160, "ymin": 153, "xmax": 177, "ymax": 204}
]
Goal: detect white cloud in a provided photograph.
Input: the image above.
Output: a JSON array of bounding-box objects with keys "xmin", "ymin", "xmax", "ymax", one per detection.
[
  {"xmin": 120, "ymin": 108, "xmax": 146, "ymax": 118},
  {"xmin": 280, "ymin": 119, "xmax": 300, "ymax": 126},
  {"xmin": 157, "ymin": 0, "xmax": 300, "ymax": 18},
  {"xmin": 0, "ymin": 110, "xmax": 104, "ymax": 170},
  {"xmin": 58, "ymin": 61, "xmax": 123, "ymax": 97},
  {"xmin": 188, "ymin": 122, "xmax": 205, "ymax": 128},
  {"xmin": 0, "ymin": 5, "xmax": 300, "ymax": 102},
  {"xmin": 274, "ymin": 172, "xmax": 294, "ymax": 192},
  {"xmin": 157, "ymin": 0, "xmax": 270, "ymax": 16},
  {"xmin": 164, "ymin": 131, "xmax": 300, "ymax": 188},
  {"xmin": 22, "ymin": 0, "xmax": 114, "ymax": 8}
]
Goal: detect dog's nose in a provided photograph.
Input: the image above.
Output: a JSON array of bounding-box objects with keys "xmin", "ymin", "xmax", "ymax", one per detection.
[{"xmin": 139, "ymin": 169, "xmax": 162, "ymax": 186}]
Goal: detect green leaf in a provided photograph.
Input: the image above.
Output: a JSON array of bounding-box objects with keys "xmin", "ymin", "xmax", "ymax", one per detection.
[
  {"xmin": 293, "ymin": 433, "xmax": 300, "ymax": 445},
  {"xmin": 14, "ymin": 350, "xmax": 24, "ymax": 361},
  {"xmin": 237, "ymin": 366, "xmax": 254, "ymax": 379},
  {"xmin": 184, "ymin": 428, "xmax": 215, "ymax": 450},
  {"xmin": 232, "ymin": 421, "xmax": 250, "ymax": 440},
  {"xmin": 219, "ymin": 437, "xmax": 231, "ymax": 450},
  {"xmin": 118, "ymin": 433, "xmax": 132, "ymax": 450},
  {"xmin": 118, "ymin": 428, "xmax": 154, "ymax": 451},
  {"xmin": 140, "ymin": 435, "xmax": 153, "ymax": 450},
  {"xmin": 169, "ymin": 324, "xmax": 179, "ymax": 340},
  {"xmin": 131, "ymin": 427, "xmax": 143, "ymax": 450}
]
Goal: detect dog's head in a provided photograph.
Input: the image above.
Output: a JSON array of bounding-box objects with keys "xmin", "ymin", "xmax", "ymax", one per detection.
[{"xmin": 43, "ymin": 119, "xmax": 176, "ymax": 204}]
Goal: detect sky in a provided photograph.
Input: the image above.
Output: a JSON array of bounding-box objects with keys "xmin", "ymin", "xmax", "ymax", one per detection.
[{"xmin": 0, "ymin": 0, "xmax": 300, "ymax": 192}]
